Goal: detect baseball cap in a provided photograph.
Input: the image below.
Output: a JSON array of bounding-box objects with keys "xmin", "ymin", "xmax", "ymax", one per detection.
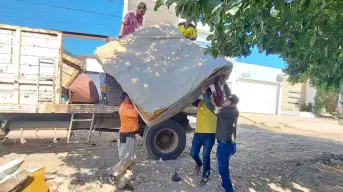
[
  {"xmin": 227, "ymin": 94, "xmax": 239, "ymax": 105},
  {"xmin": 120, "ymin": 92, "xmax": 128, "ymax": 101}
]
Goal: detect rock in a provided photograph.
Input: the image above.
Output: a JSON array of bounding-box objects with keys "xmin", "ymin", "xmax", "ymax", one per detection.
[{"xmin": 329, "ymin": 159, "xmax": 342, "ymax": 165}]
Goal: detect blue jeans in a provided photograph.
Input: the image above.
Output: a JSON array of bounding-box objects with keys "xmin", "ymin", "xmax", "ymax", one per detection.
[
  {"xmin": 190, "ymin": 133, "xmax": 216, "ymax": 178},
  {"xmin": 217, "ymin": 142, "xmax": 236, "ymax": 192}
]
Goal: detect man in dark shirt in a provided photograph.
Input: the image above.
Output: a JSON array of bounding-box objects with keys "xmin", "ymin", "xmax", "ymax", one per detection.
[{"xmin": 202, "ymin": 83, "xmax": 239, "ymax": 192}]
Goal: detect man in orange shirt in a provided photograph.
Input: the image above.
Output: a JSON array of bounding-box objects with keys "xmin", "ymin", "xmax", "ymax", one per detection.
[{"xmin": 107, "ymin": 92, "xmax": 139, "ymax": 189}]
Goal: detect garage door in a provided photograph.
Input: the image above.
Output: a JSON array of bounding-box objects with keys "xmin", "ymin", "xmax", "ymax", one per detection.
[{"xmin": 237, "ymin": 79, "xmax": 278, "ymax": 114}]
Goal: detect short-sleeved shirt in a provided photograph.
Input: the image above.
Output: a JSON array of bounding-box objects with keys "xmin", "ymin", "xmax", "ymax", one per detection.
[
  {"xmin": 195, "ymin": 99, "xmax": 217, "ymax": 133},
  {"xmin": 122, "ymin": 11, "xmax": 144, "ymax": 37},
  {"xmin": 119, "ymin": 103, "xmax": 139, "ymax": 133}
]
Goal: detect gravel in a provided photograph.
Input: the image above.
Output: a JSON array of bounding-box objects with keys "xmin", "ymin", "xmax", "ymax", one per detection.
[{"xmin": 1, "ymin": 125, "xmax": 343, "ymax": 192}]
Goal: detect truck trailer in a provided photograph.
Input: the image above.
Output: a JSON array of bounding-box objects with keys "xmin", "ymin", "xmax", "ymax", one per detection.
[{"xmin": 0, "ymin": 24, "xmax": 200, "ymax": 160}]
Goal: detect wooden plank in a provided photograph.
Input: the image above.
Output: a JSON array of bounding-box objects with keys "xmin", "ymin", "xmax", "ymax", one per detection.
[
  {"xmin": 63, "ymin": 51, "xmax": 83, "ymax": 67},
  {"xmin": 0, "ymin": 170, "xmax": 30, "ymax": 192},
  {"xmin": 61, "ymin": 68, "xmax": 79, "ymax": 88},
  {"xmin": 21, "ymin": 36, "xmax": 60, "ymax": 49},
  {"xmin": 0, "ymin": 24, "xmax": 60, "ymax": 36},
  {"xmin": 55, "ymin": 33, "xmax": 63, "ymax": 105},
  {"xmin": 0, "ymin": 84, "xmax": 14, "ymax": 104},
  {"xmin": 14, "ymin": 29, "xmax": 21, "ymax": 104},
  {"xmin": 62, "ymin": 30, "xmax": 109, "ymax": 41},
  {"xmin": 0, "ymin": 104, "xmax": 118, "ymax": 113},
  {"xmin": 0, "ymin": 103, "xmax": 196, "ymax": 115},
  {"xmin": 20, "ymin": 46, "xmax": 59, "ymax": 58}
]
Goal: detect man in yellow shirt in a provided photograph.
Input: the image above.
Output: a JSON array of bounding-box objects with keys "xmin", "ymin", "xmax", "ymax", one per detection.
[{"xmin": 190, "ymin": 87, "xmax": 218, "ymax": 186}]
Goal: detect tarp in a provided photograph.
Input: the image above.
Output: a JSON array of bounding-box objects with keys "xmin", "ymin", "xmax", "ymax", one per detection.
[{"xmin": 95, "ymin": 24, "xmax": 232, "ymax": 126}]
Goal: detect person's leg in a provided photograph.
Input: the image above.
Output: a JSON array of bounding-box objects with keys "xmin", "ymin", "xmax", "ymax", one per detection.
[
  {"xmin": 117, "ymin": 137, "xmax": 136, "ymax": 189},
  {"xmin": 190, "ymin": 133, "xmax": 203, "ymax": 175},
  {"xmin": 108, "ymin": 137, "xmax": 135, "ymax": 177},
  {"xmin": 200, "ymin": 133, "xmax": 215, "ymax": 184},
  {"xmin": 217, "ymin": 142, "xmax": 234, "ymax": 192}
]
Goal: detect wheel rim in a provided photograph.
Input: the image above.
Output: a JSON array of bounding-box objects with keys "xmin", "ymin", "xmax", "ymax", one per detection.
[{"xmin": 154, "ymin": 128, "xmax": 179, "ymax": 154}]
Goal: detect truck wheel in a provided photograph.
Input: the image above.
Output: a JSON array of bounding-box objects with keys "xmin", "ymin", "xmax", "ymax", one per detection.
[{"xmin": 144, "ymin": 119, "xmax": 186, "ymax": 160}]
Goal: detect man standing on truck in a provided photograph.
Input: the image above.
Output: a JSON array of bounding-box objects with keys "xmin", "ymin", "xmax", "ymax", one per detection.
[
  {"xmin": 107, "ymin": 92, "xmax": 139, "ymax": 189},
  {"xmin": 201, "ymin": 83, "xmax": 239, "ymax": 192},
  {"xmin": 118, "ymin": 2, "xmax": 147, "ymax": 38}
]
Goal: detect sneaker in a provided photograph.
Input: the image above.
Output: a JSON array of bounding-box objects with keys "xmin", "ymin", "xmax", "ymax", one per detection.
[
  {"xmin": 199, "ymin": 178, "xmax": 208, "ymax": 186},
  {"xmin": 190, "ymin": 164, "xmax": 201, "ymax": 176}
]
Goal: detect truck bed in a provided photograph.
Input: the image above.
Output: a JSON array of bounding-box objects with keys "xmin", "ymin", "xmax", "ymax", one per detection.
[
  {"xmin": 0, "ymin": 104, "xmax": 196, "ymax": 114},
  {"xmin": 0, "ymin": 104, "xmax": 118, "ymax": 114}
]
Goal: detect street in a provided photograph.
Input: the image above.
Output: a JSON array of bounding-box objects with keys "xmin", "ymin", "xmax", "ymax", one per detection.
[{"xmin": 1, "ymin": 118, "xmax": 343, "ymax": 192}]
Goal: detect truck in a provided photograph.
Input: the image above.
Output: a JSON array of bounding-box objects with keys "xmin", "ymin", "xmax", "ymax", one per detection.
[{"xmin": 0, "ymin": 24, "xmax": 200, "ymax": 160}]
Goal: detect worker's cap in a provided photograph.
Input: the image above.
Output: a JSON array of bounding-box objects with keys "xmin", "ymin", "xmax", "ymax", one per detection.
[
  {"xmin": 120, "ymin": 92, "xmax": 129, "ymax": 101},
  {"xmin": 227, "ymin": 94, "xmax": 239, "ymax": 105},
  {"xmin": 137, "ymin": 2, "xmax": 147, "ymax": 9}
]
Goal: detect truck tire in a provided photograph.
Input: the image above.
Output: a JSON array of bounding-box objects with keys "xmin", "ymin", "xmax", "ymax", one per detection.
[{"xmin": 144, "ymin": 119, "xmax": 186, "ymax": 160}]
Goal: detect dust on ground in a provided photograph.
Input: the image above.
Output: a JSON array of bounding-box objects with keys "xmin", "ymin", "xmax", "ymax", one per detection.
[{"xmin": 1, "ymin": 125, "xmax": 343, "ymax": 192}]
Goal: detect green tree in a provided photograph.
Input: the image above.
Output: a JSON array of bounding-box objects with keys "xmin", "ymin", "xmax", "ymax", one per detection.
[{"xmin": 154, "ymin": 0, "xmax": 343, "ymax": 92}]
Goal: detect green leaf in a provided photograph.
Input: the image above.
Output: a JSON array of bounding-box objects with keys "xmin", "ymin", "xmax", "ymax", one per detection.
[
  {"xmin": 206, "ymin": 34, "xmax": 214, "ymax": 41},
  {"xmin": 204, "ymin": 48, "xmax": 211, "ymax": 55},
  {"xmin": 339, "ymin": 46, "xmax": 343, "ymax": 58},
  {"xmin": 300, "ymin": 0, "xmax": 310, "ymax": 7},
  {"xmin": 154, "ymin": 0, "xmax": 165, "ymax": 11},
  {"xmin": 309, "ymin": 0, "xmax": 317, "ymax": 10},
  {"xmin": 165, "ymin": 0, "xmax": 175, "ymax": 9},
  {"xmin": 270, "ymin": 9, "xmax": 279, "ymax": 18},
  {"xmin": 310, "ymin": 33, "xmax": 316, "ymax": 47},
  {"xmin": 329, "ymin": 10, "xmax": 337, "ymax": 21},
  {"xmin": 324, "ymin": 46, "xmax": 328, "ymax": 57},
  {"xmin": 322, "ymin": 9, "xmax": 330, "ymax": 15},
  {"xmin": 211, "ymin": 2, "xmax": 223, "ymax": 14},
  {"xmin": 245, "ymin": 35, "xmax": 254, "ymax": 43},
  {"xmin": 226, "ymin": 5, "xmax": 241, "ymax": 16},
  {"xmin": 258, "ymin": 45, "xmax": 264, "ymax": 53},
  {"xmin": 214, "ymin": 12, "xmax": 221, "ymax": 24}
]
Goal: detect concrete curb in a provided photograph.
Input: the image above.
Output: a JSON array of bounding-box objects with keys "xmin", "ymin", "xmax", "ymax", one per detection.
[{"xmin": 239, "ymin": 115, "xmax": 257, "ymax": 124}]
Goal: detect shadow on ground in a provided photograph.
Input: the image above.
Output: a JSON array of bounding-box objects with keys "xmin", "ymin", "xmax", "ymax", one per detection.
[{"xmin": 1, "ymin": 125, "xmax": 343, "ymax": 192}]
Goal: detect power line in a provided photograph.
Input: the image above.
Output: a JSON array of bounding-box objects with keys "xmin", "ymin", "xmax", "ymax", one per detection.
[
  {"xmin": 2, "ymin": 5, "xmax": 115, "ymax": 25},
  {"xmin": 0, "ymin": 13, "xmax": 113, "ymax": 27},
  {"xmin": 14, "ymin": 0, "xmax": 117, "ymax": 17},
  {"xmin": 13, "ymin": 0, "xmax": 160, "ymax": 24}
]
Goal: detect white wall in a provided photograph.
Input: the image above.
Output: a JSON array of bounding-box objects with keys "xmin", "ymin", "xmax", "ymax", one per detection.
[
  {"xmin": 85, "ymin": 58, "xmax": 105, "ymax": 73},
  {"xmin": 305, "ymin": 80, "xmax": 316, "ymax": 104},
  {"xmin": 234, "ymin": 62, "xmax": 283, "ymax": 83}
]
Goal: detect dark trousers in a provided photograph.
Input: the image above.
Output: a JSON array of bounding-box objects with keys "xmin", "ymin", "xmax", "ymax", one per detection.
[
  {"xmin": 190, "ymin": 133, "xmax": 216, "ymax": 178},
  {"xmin": 216, "ymin": 142, "xmax": 236, "ymax": 192}
]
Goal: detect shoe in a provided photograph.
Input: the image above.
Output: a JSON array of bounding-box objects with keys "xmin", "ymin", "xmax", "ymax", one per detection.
[
  {"xmin": 190, "ymin": 164, "xmax": 201, "ymax": 176},
  {"xmin": 117, "ymin": 169, "xmax": 134, "ymax": 189},
  {"xmin": 108, "ymin": 174, "xmax": 117, "ymax": 185},
  {"xmin": 199, "ymin": 178, "xmax": 208, "ymax": 186}
]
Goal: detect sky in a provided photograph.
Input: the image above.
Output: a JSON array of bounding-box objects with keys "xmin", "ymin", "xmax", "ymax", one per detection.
[{"xmin": 2, "ymin": 0, "xmax": 286, "ymax": 69}]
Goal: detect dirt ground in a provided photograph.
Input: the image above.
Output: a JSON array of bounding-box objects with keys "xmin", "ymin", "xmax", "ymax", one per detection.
[{"xmin": 1, "ymin": 123, "xmax": 343, "ymax": 192}]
